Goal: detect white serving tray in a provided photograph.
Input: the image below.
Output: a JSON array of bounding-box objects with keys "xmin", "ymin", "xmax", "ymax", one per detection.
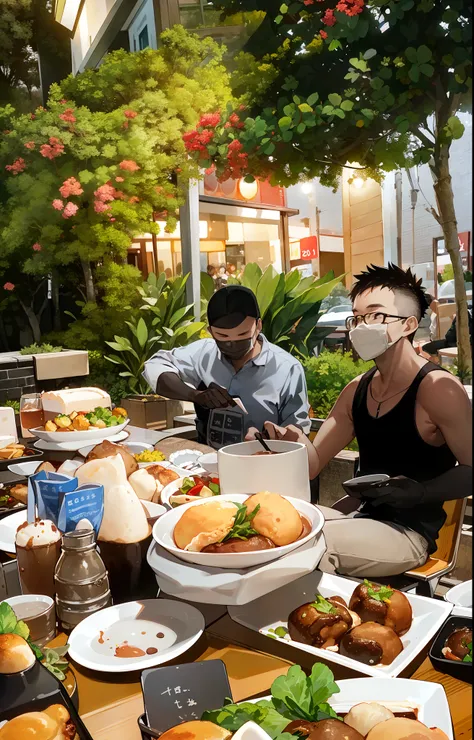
[
  {"xmin": 32, "ymin": 419, "xmax": 129, "ymax": 443},
  {"xmin": 147, "ymin": 535, "xmax": 326, "ymax": 606},
  {"xmin": 34, "ymin": 429, "xmax": 129, "ymax": 452},
  {"xmin": 444, "ymin": 579, "xmax": 472, "ymax": 617},
  {"xmin": 248, "ymin": 677, "xmax": 453, "ymax": 739},
  {"xmin": 228, "ymin": 571, "xmax": 453, "ymax": 678}
]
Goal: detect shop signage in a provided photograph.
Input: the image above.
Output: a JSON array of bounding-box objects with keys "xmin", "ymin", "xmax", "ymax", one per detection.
[{"xmin": 300, "ymin": 235, "xmax": 319, "ymax": 260}]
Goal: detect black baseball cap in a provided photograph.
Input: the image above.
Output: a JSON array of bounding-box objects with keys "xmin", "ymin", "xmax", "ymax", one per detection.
[{"xmin": 207, "ymin": 285, "xmax": 260, "ymax": 329}]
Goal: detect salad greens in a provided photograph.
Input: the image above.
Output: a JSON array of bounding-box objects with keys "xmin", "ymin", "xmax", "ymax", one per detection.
[
  {"xmin": 223, "ymin": 503, "xmax": 260, "ymax": 542},
  {"xmin": 310, "ymin": 595, "xmax": 337, "ymax": 614},
  {"xmin": 0, "ymin": 602, "xmax": 70, "ymax": 678},
  {"xmin": 364, "ymin": 579, "xmax": 393, "ymax": 603},
  {"xmin": 85, "ymin": 406, "xmax": 126, "ymax": 427},
  {"xmin": 462, "ymin": 641, "xmax": 472, "ymax": 663},
  {"xmin": 202, "ymin": 663, "xmax": 340, "ymax": 739}
]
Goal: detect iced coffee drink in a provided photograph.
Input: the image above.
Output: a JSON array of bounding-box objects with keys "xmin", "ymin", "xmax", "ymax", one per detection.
[{"xmin": 16, "ymin": 520, "xmax": 61, "ymax": 598}]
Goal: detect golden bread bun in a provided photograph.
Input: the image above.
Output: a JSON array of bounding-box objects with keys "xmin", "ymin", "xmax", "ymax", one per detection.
[
  {"xmin": 173, "ymin": 499, "xmax": 238, "ymax": 551},
  {"xmin": 0, "ymin": 705, "xmax": 71, "ymax": 740},
  {"xmin": 0, "ymin": 633, "xmax": 35, "ymax": 674},
  {"xmin": 245, "ymin": 492, "xmax": 303, "ymax": 546},
  {"xmin": 159, "ymin": 721, "xmax": 232, "ymax": 740},
  {"xmin": 366, "ymin": 717, "xmax": 450, "ymax": 740}
]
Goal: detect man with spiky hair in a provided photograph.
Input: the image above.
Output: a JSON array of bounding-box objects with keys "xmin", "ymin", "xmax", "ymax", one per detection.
[{"xmin": 252, "ymin": 264, "xmax": 472, "ymax": 577}]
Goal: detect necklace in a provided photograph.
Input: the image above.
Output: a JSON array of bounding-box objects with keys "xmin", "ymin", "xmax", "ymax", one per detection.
[{"xmin": 369, "ymin": 380, "xmax": 412, "ymax": 418}]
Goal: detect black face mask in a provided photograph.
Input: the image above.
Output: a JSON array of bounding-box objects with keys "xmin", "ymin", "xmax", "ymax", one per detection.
[{"xmin": 216, "ymin": 333, "xmax": 257, "ymax": 360}]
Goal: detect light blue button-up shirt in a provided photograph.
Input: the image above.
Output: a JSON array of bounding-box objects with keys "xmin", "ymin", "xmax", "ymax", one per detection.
[{"xmin": 143, "ymin": 335, "xmax": 310, "ymax": 440}]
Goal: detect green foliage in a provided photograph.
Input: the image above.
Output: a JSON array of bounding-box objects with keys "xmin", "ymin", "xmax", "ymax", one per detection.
[
  {"xmin": 228, "ymin": 263, "xmax": 344, "ymax": 357},
  {"xmin": 87, "ymin": 350, "xmax": 130, "ymax": 406},
  {"xmin": 3, "ymin": 399, "xmax": 20, "ymax": 413},
  {"xmin": 303, "ymin": 349, "xmax": 373, "ymax": 419},
  {"xmin": 20, "ymin": 342, "xmax": 62, "ymax": 355}
]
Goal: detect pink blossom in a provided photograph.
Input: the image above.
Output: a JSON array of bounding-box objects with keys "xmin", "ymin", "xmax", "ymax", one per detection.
[
  {"xmin": 59, "ymin": 108, "xmax": 76, "ymax": 124},
  {"xmin": 124, "ymin": 109, "xmax": 138, "ymax": 119},
  {"xmin": 59, "ymin": 177, "xmax": 83, "ymax": 198},
  {"xmin": 115, "ymin": 176, "xmax": 124, "ymax": 182},
  {"xmin": 94, "ymin": 183, "xmax": 116, "ymax": 203},
  {"xmin": 129, "ymin": 196, "xmax": 140, "ymax": 204},
  {"xmin": 60, "ymin": 99, "xmax": 68, "ymax": 104},
  {"xmin": 94, "ymin": 200, "xmax": 111, "ymax": 213},
  {"xmin": 32, "ymin": 243, "xmax": 42, "ymax": 252},
  {"xmin": 119, "ymin": 160, "xmax": 140, "ymax": 172},
  {"xmin": 304, "ymin": 0, "xmax": 315, "ymax": 4},
  {"xmin": 40, "ymin": 137, "xmax": 64, "ymax": 160},
  {"xmin": 122, "ymin": 121, "xmax": 129, "ymax": 129},
  {"xmin": 52, "ymin": 199, "xmax": 64, "ymax": 211},
  {"xmin": 5, "ymin": 158, "xmax": 26, "ymax": 175},
  {"xmin": 110, "ymin": 217, "xmax": 116, "ymax": 222},
  {"xmin": 24, "ymin": 141, "xmax": 35, "ymax": 150},
  {"xmin": 3, "ymin": 282, "xmax": 15, "ymax": 291},
  {"xmin": 62, "ymin": 202, "xmax": 79, "ymax": 219}
]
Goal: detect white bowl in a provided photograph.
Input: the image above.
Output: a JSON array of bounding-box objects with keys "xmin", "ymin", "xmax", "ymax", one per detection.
[
  {"xmin": 161, "ymin": 475, "xmax": 220, "ymax": 509},
  {"xmin": 445, "ymin": 579, "xmax": 472, "ymax": 617},
  {"xmin": 141, "ymin": 500, "xmax": 167, "ymax": 524},
  {"xmin": 197, "ymin": 452, "xmax": 218, "ymax": 474},
  {"xmin": 152, "ymin": 493, "xmax": 324, "ymax": 569},
  {"xmin": 32, "ymin": 419, "xmax": 129, "ymax": 443},
  {"xmin": 218, "ymin": 441, "xmax": 311, "ymax": 501}
]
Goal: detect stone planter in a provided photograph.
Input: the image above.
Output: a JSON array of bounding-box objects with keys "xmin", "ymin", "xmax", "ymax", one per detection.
[
  {"xmin": 310, "ymin": 415, "xmax": 359, "ymax": 507},
  {"xmin": 0, "ymin": 350, "xmax": 89, "ymax": 403},
  {"xmin": 120, "ymin": 394, "xmax": 184, "ymax": 431}
]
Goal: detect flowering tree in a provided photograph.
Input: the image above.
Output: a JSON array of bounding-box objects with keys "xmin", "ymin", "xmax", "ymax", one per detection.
[
  {"xmin": 186, "ymin": 0, "xmax": 472, "ymax": 379},
  {"xmin": 0, "ymin": 26, "xmax": 230, "ymax": 347}
]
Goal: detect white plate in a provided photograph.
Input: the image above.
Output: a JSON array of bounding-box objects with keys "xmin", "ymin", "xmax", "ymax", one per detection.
[
  {"xmin": 233, "ymin": 723, "xmax": 271, "ymax": 740},
  {"xmin": 248, "ymin": 678, "xmax": 453, "ymax": 739},
  {"xmin": 78, "ymin": 439, "xmax": 152, "ymax": 459},
  {"xmin": 153, "ymin": 494, "xmax": 324, "ymax": 569},
  {"xmin": 445, "ymin": 580, "xmax": 472, "ymax": 617},
  {"xmin": 147, "ymin": 536, "xmax": 326, "ymax": 606},
  {"xmin": 7, "ymin": 460, "xmax": 43, "ymax": 477},
  {"xmin": 197, "ymin": 453, "xmax": 218, "ymax": 474},
  {"xmin": 35, "ymin": 430, "xmax": 129, "ymax": 452},
  {"xmin": 0, "ymin": 510, "xmax": 27, "ymax": 553},
  {"xmin": 168, "ymin": 449, "xmax": 202, "ymax": 469},
  {"xmin": 228, "ymin": 571, "xmax": 453, "ymax": 678},
  {"xmin": 68, "ymin": 598, "xmax": 204, "ymax": 673},
  {"xmin": 32, "ymin": 419, "xmax": 129, "ymax": 443},
  {"xmin": 160, "ymin": 475, "xmax": 220, "ymax": 509}
]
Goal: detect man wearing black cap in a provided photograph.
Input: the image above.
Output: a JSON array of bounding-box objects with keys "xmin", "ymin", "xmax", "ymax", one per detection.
[{"xmin": 143, "ymin": 285, "xmax": 310, "ymax": 447}]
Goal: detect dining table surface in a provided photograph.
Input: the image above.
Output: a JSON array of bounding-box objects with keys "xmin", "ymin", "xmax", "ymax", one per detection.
[{"xmin": 0, "ymin": 426, "xmax": 471, "ymax": 740}]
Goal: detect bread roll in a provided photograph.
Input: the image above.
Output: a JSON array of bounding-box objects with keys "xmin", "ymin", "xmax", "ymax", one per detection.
[
  {"xmin": 85, "ymin": 440, "xmax": 137, "ymax": 477},
  {"xmin": 129, "ymin": 469, "xmax": 158, "ymax": 501},
  {"xmin": 0, "ymin": 704, "xmax": 72, "ymax": 740},
  {"xmin": 245, "ymin": 492, "xmax": 303, "ymax": 546},
  {"xmin": 160, "ymin": 721, "xmax": 232, "ymax": 740},
  {"xmin": 366, "ymin": 717, "xmax": 449, "ymax": 740},
  {"xmin": 174, "ymin": 499, "xmax": 238, "ymax": 551},
  {"xmin": 0, "ymin": 634, "xmax": 35, "ymax": 674}
]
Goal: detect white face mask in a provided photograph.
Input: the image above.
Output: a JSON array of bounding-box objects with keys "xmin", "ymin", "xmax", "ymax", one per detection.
[{"xmin": 349, "ymin": 323, "xmax": 397, "ymax": 361}]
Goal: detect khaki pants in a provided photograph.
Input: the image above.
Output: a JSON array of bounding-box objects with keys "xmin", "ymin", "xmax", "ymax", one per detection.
[{"xmin": 317, "ymin": 506, "xmax": 429, "ymax": 578}]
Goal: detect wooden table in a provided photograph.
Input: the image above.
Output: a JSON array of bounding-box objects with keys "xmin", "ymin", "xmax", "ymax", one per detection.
[{"xmin": 3, "ymin": 432, "xmax": 471, "ymax": 739}]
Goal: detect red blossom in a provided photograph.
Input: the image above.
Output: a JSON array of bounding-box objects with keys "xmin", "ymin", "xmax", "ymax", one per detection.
[
  {"xmin": 320, "ymin": 29, "xmax": 328, "ymax": 38},
  {"xmin": 122, "ymin": 121, "xmax": 129, "ymax": 129},
  {"xmin": 110, "ymin": 217, "xmax": 116, "ymax": 222},
  {"xmin": 24, "ymin": 141, "xmax": 35, "ymax": 150},
  {"xmin": 124, "ymin": 109, "xmax": 138, "ymax": 119},
  {"xmin": 119, "ymin": 160, "xmax": 140, "ymax": 172},
  {"xmin": 3, "ymin": 283, "xmax": 15, "ymax": 291},
  {"xmin": 32, "ymin": 243, "xmax": 42, "ymax": 252},
  {"xmin": 199, "ymin": 113, "xmax": 221, "ymax": 128},
  {"xmin": 115, "ymin": 176, "xmax": 124, "ymax": 182},
  {"xmin": 62, "ymin": 202, "xmax": 79, "ymax": 219},
  {"xmin": 59, "ymin": 177, "xmax": 83, "ymax": 198},
  {"xmin": 94, "ymin": 201, "xmax": 110, "ymax": 213},
  {"xmin": 304, "ymin": 0, "xmax": 315, "ymax": 4},
  {"xmin": 52, "ymin": 199, "xmax": 64, "ymax": 211},
  {"xmin": 94, "ymin": 183, "xmax": 116, "ymax": 202},
  {"xmin": 323, "ymin": 8, "xmax": 336, "ymax": 25},
  {"xmin": 59, "ymin": 108, "xmax": 76, "ymax": 124},
  {"xmin": 5, "ymin": 158, "xmax": 26, "ymax": 175},
  {"xmin": 205, "ymin": 164, "xmax": 216, "ymax": 175},
  {"xmin": 129, "ymin": 196, "xmax": 140, "ymax": 204},
  {"xmin": 40, "ymin": 137, "xmax": 64, "ymax": 160}
]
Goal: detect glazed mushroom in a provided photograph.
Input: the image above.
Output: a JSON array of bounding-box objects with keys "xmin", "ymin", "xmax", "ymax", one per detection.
[
  {"xmin": 339, "ymin": 622, "xmax": 403, "ymax": 666},
  {"xmin": 288, "ymin": 719, "xmax": 365, "ymax": 739},
  {"xmin": 288, "ymin": 595, "xmax": 353, "ymax": 649},
  {"xmin": 349, "ymin": 580, "xmax": 413, "ymax": 636},
  {"xmin": 443, "ymin": 627, "xmax": 472, "ymax": 661}
]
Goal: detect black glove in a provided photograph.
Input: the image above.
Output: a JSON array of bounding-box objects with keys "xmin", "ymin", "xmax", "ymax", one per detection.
[
  {"xmin": 362, "ymin": 476, "xmax": 425, "ymax": 508},
  {"xmin": 192, "ymin": 383, "xmax": 237, "ymax": 410}
]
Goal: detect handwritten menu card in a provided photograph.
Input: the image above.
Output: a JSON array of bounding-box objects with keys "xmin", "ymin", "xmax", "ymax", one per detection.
[{"xmin": 141, "ymin": 660, "xmax": 232, "ymax": 734}]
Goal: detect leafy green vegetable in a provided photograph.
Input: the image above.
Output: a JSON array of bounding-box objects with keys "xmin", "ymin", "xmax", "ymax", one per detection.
[
  {"xmin": 364, "ymin": 579, "xmax": 393, "ymax": 602},
  {"xmin": 310, "ymin": 595, "xmax": 337, "ymax": 614},
  {"xmin": 209, "ymin": 482, "xmax": 220, "ymax": 495},
  {"xmin": 202, "ymin": 700, "xmax": 289, "ymax": 738},
  {"xmin": 181, "ymin": 477, "xmax": 197, "ymax": 494},
  {"xmin": 42, "ymin": 645, "xmax": 70, "ymax": 681},
  {"xmin": 0, "ymin": 602, "xmax": 29, "ymax": 640},
  {"xmin": 462, "ymin": 642, "xmax": 472, "ymax": 663},
  {"xmin": 223, "ymin": 503, "xmax": 260, "ymax": 542}
]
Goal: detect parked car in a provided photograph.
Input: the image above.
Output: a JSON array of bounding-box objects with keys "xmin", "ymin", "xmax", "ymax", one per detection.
[
  {"xmin": 318, "ymin": 304, "xmax": 353, "ymax": 326},
  {"xmin": 438, "ymin": 279, "xmax": 472, "ymax": 302}
]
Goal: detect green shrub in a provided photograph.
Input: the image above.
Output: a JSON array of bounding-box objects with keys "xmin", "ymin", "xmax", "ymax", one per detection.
[
  {"xmin": 86, "ymin": 351, "xmax": 131, "ymax": 406},
  {"xmin": 20, "ymin": 343, "xmax": 62, "ymax": 355},
  {"xmin": 303, "ymin": 349, "xmax": 373, "ymax": 419},
  {"xmin": 3, "ymin": 400, "xmax": 20, "ymax": 413}
]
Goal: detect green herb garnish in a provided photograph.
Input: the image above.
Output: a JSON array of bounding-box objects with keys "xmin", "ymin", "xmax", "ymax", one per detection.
[
  {"xmin": 209, "ymin": 481, "xmax": 220, "ymax": 495},
  {"xmin": 41, "ymin": 645, "xmax": 70, "ymax": 680},
  {"xmin": 180, "ymin": 477, "xmax": 197, "ymax": 494},
  {"xmin": 310, "ymin": 595, "xmax": 337, "ymax": 614},
  {"xmin": 267, "ymin": 626, "xmax": 289, "ymax": 640},
  {"xmin": 462, "ymin": 642, "xmax": 472, "ymax": 663},
  {"xmin": 222, "ymin": 503, "xmax": 260, "ymax": 541},
  {"xmin": 364, "ymin": 579, "xmax": 393, "ymax": 603}
]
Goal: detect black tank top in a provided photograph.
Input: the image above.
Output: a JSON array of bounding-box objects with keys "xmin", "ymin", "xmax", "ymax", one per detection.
[{"xmin": 352, "ymin": 361, "xmax": 457, "ymax": 553}]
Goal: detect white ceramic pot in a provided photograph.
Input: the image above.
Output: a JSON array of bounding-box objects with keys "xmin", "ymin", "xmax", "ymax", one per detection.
[{"xmin": 217, "ymin": 440, "xmax": 310, "ymax": 501}]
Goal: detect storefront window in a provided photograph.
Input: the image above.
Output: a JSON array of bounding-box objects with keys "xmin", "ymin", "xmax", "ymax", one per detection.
[{"xmin": 177, "ymin": 1, "xmax": 264, "ymax": 58}]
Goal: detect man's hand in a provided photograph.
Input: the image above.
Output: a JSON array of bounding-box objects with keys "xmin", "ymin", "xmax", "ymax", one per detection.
[
  {"xmin": 245, "ymin": 422, "xmax": 305, "ymax": 442},
  {"xmin": 363, "ymin": 476, "xmax": 425, "ymax": 508},
  {"xmin": 192, "ymin": 383, "xmax": 237, "ymax": 410}
]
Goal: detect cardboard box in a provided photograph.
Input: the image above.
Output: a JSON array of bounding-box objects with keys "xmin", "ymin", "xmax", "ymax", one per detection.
[{"xmin": 120, "ymin": 395, "xmax": 185, "ymax": 430}]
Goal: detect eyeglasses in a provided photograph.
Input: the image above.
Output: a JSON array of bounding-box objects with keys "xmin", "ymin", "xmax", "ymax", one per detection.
[{"xmin": 345, "ymin": 312, "xmax": 411, "ymax": 330}]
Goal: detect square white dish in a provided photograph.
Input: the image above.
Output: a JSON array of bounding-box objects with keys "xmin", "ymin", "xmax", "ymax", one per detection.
[
  {"xmin": 444, "ymin": 580, "xmax": 472, "ymax": 617},
  {"xmin": 34, "ymin": 429, "xmax": 129, "ymax": 452},
  {"xmin": 247, "ymin": 678, "xmax": 453, "ymax": 739},
  {"xmin": 228, "ymin": 571, "xmax": 453, "ymax": 677},
  {"xmin": 147, "ymin": 536, "xmax": 326, "ymax": 606},
  {"xmin": 32, "ymin": 418, "xmax": 129, "ymax": 443}
]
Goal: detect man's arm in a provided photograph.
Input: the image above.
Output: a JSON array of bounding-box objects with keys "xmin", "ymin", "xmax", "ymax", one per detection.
[{"xmin": 278, "ymin": 364, "xmax": 311, "ymax": 435}]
